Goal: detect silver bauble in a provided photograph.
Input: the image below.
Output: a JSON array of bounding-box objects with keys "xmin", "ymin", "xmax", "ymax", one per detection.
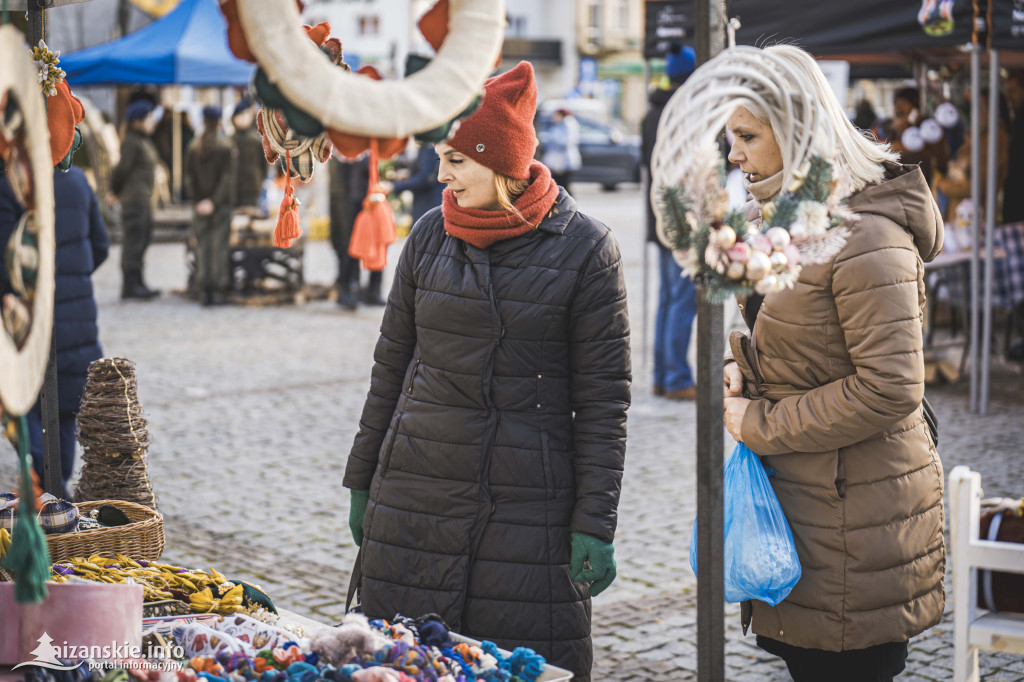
[
  {"xmin": 766, "ymin": 226, "xmax": 791, "ymax": 251},
  {"xmin": 716, "ymin": 225, "xmax": 737, "ymax": 250},
  {"xmin": 746, "ymin": 251, "xmax": 772, "ymax": 281},
  {"xmin": 755, "ymin": 274, "xmax": 779, "ymax": 295}
]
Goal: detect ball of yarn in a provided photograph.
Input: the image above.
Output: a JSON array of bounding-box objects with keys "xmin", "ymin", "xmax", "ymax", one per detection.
[
  {"xmin": 312, "ymin": 622, "xmax": 385, "ymax": 666},
  {"xmin": 416, "ymin": 619, "xmax": 449, "ymax": 648}
]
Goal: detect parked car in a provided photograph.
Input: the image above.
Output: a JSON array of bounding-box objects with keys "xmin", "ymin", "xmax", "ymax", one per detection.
[{"xmin": 536, "ymin": 113, "xmax": 641, "ymax": 191}]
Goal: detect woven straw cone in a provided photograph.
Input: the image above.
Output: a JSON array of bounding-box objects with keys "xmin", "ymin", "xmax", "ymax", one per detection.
[{"xmin": 74, "ymin": 358, "xmax": 157, "ymax": 509}]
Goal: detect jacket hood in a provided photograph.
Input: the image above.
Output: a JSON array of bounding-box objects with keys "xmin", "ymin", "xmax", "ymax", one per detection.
[{"xmin": 847, "ymin": 163, "xmax": 943, "ymax": 263}]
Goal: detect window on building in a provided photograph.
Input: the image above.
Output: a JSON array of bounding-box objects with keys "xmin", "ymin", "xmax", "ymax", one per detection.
[
  {"xmin": 358, "ymin": 15, "xmax": 379, "ymax": 35},
  {"xmin": 617, "ymin": 0, "xmax": 629, "ymax": 33},
  {"xmin": 506, "ymin": 14, "xmax": 526, "ymax": 37},
  {"xmin": 587, "ymin": 0, "xmax": 602, "ymax": 43}
]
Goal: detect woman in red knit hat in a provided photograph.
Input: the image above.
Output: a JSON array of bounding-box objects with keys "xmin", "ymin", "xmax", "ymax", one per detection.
[{"xmin": 343, "ymin": 61, "xmax": 630, "ymax": 681}]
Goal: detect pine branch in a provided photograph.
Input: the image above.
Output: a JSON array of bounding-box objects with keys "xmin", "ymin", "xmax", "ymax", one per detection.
[
  {"xmin": 795, "ymin": 156, "xmax": 833, "ymax": 203},
  {"xmin": 767, "ymin": 196, "xmax": 798, "ymax": 229},
  {"xmin": 659, "ymin": 184, "xmax": 694, "ymax": 251},
  {"xmin": 701, "ymin": 282, "xmax": 753, "ymax": 305}
]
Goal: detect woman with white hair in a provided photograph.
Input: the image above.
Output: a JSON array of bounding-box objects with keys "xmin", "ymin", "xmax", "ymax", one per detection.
[{"xmin": 655, "ymin": 45, "xmax": 946, "ymax": 681}]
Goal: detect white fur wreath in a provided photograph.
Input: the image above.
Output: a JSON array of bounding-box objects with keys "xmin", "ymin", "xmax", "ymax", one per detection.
[
  {"xmin": 0, "ymin": 25, "xmax": 56, "ymax": 416},
  {"xmin": 236, "ymin": 0, "xmax": 505, "ymax": 138}
]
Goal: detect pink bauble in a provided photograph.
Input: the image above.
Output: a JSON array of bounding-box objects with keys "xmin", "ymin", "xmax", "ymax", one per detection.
[
  {"xmin": 727, "ymin": 241, "xmax": 752, "ymax": 263},
  {"xmin": 784, "ymin": 244, "xmax": 801, "ymax": 266},
  {"xmin": 751, "ymin": 234, "xmax": 773, "ymax": 254}
]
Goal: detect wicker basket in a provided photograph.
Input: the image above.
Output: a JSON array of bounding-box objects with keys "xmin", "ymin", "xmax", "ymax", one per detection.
[{"xmin": 46, "ymin": 500, "xmax": 164, "ymax": 563}]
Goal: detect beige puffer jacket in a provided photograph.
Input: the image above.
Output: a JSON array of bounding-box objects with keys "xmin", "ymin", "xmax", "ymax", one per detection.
[{"xmin": 734, "ymin": 163, "xmax": 946, "ymax": 652}]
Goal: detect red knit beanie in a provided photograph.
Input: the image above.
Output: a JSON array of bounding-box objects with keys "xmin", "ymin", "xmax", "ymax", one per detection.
[{"xmin": 448, "ymin": 61, "xmax": 538, "ymax": 181}]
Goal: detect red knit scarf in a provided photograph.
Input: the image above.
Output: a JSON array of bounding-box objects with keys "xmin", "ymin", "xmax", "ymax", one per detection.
[{"xmin": 442, "ymin": 161, "xmax": 560, "ymax": 249}]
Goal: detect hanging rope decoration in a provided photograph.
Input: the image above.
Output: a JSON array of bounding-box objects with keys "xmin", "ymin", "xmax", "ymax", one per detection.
[
  {"xmin": 348, "ymin": 139, "xmax": 397, "ymax": 271},
  {"xmin": 272, "ymin": 151, "xmax": 301, "ymax": 248},
  {"xmin": 650, "ymin": 46, "xmax": 854, "ymax": 302},
  {"xmin": 74, "ymin": 358, "xmax": 157, "ymax": 509}
]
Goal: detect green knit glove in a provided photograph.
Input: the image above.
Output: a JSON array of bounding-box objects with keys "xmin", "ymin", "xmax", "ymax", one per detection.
[
  {"xmin": 348, "ymin": 489, "xmax": 369, "ymax": 547},
  {"xmin": 570, "ymin": 532, "xmax": 617, "ymax": 597}
]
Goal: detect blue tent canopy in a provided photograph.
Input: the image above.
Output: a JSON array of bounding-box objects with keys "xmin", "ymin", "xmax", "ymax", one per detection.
[{"xmin": 60, "ymin": 0, "xmax": 255, "ymax": 86}]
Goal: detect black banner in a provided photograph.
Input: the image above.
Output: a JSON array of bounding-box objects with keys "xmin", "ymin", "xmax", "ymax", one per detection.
[
  {"xmin": 665, "ymin": 0, "xmax": 974, "ymax": 57},
  {"xmin": 989, "ymin": 0, "xmax": 1024, "ymax": 49},
  {"xmin": 644, "ymin": 1, "xmax": 690, "ymax": 59}
]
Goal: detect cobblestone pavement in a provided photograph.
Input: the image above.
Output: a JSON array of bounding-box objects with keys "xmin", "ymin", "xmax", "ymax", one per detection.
[{"xmin": 3, "ymin": 183, "xmax": 1024, "ymax": 681}]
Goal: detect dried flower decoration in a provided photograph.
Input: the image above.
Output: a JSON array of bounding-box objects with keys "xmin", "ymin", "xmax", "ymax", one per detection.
[{"xmin": 30, "ymin": 40, "xmax": 65, "ymax": 97}]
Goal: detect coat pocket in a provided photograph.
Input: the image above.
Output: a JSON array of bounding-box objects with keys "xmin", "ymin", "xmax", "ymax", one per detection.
[
  {"xmin": 834, "ymin": 449, "xmax": 847, "ymax": 500},
  {"xmin": 406, "ymin": 359, "xmax": 422, "ymax": 397}
]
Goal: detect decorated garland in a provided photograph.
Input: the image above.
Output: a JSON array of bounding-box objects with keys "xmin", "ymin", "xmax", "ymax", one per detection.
[{"xmin": 651, "ymin": 46, "xmax": 854, "ymax": 302}]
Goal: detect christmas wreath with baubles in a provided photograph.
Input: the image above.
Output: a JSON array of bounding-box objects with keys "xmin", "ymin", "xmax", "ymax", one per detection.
[{"xmin": 657, "ymin": 154, "xmax": 854, "ymax": 303}]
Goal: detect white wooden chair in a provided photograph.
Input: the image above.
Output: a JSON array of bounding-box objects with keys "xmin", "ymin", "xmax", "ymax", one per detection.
[{"xmin": 950, "ymin": 465, "xmax": 1024, "ymax": 681}]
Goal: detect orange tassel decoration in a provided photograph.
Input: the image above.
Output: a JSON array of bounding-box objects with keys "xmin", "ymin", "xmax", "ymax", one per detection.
[
  {"xmin": 273, "ymin": 151, "xmax": 302, "ymax": 248},
  {"xmin": 348, "ymin": 140, "xmax": 397, "ymax": 271}
]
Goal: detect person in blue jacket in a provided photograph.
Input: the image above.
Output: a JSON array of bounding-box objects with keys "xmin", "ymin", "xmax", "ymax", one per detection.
[
  {"xmin": 0, "ymin": 167, "xmax": 109, "ymax": 499},
  {"xmin": 387, "ymin": 143, "xmax": 445, "ymax": 224}
]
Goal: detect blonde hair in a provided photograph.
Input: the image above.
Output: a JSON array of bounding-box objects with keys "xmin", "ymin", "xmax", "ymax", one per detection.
[
  {"xmin": 494, "ymin": 173, "xmax": 531, "ymax": 224},
  {"xmin": 763, "ymin": 45, "xmax": 898, "ymax": 193}
]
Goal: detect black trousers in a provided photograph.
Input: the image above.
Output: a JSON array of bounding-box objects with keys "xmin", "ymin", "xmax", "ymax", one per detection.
[
  {"xmin": 757, "ymin": 636, "xmax": 909, "ymax": 682},
  {"xmin": 120, "ymin": 202, "xmax": 153, "ymax": 274}
]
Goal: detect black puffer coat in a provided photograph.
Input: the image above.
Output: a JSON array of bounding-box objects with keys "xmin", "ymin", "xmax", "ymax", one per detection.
[{"xmin": 343, "ymin": 189, "xmax": 630, "ymax": 681}]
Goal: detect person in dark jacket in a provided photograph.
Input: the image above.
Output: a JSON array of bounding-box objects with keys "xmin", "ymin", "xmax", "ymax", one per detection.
[
  {"xmin": 343, "ymin": 62, "xmax": 630, "ymax": 682},
  {"xmin": 643, "ymin": 45, "xmax": 698, "ymax": 400},
  {"xmin": 0, "ymin": 168, "xmax": 109, "ymax": 499},
  {"xmin": 231, "ymin": 100, "xmax": 267, "ymax": 209},
  {"xmin": 111, "ymin": 99, "xmax": 160, "ymax": 300},
  {"xmin": 185, "ymin": 106, "xmax": 236, "ymax": 306},
  {"xmin": 328, "ymin": 154, "xmax": 386, "ymax": 310},
  {"xmin": 1003, "ymin": 69, "xmax": 1024, "ymax": 223},
  {"xmin": 387, "ymin": 143, "xmax": 444, "ymax": 224}
]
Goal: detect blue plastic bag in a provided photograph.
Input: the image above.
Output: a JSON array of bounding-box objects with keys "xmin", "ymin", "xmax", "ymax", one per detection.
[{"xmin": 689, "ymin": 442, "xmax": 802, "ymax": 605}]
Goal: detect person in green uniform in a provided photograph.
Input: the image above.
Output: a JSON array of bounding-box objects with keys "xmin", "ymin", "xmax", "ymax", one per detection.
[
  {"xmin": 111, "ymin": 99, "xmax": 160, "ymax": 299},
  {"xmin": 185, "ymin": 106, "xmax": 237, "ymax": 306},
  {"xmin": 230, "ymin": 100, "xmax": 266, "ymax": 210}
]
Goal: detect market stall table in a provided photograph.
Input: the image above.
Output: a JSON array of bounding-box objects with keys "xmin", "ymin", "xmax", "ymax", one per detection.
[{"xmin": 924, "ymin": 222, "xmax": 1024, "ymax": 375}]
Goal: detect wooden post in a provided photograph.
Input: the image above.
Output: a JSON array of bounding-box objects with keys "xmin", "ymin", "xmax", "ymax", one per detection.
[
  {"xmin": 695, "ymin": 2, "xmax": 726, "ymax": 680},
  {"xmin": 641, "ymin": 55, "xmax": 651, "ymax": 372},
  {"xmin": 981, "ymin": 49, "xmax": 998, "ymax": 414},
  {"xmin": 969, "ymin": 44, "xmax": 981, "ymax": 413},
  {"xmin": 26, "ymin": 0, "xmax": 62, "ymax": 497}
]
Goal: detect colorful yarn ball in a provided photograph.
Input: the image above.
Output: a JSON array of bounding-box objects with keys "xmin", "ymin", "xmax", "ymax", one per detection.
[
  {"xmin": 284, "ymin": 662, "xmax": 320, "ymax": 682},
  {"xmin": 480, "ymin": 642, "xmax": 543, "ymax": 682}
]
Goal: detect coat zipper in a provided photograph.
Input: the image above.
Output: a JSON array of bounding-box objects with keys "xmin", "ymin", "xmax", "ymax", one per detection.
[{"xmin": 456, "ymin": 253, "xmax": 503, "ymax": 627}]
